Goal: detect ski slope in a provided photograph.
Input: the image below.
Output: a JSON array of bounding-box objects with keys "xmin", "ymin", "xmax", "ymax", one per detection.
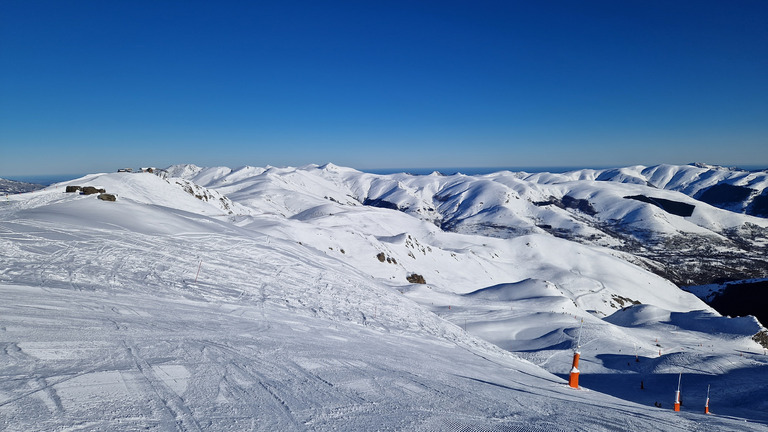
[{"xmin": 1, "ymin": 168, "xmax": 767, "ymax": 430}]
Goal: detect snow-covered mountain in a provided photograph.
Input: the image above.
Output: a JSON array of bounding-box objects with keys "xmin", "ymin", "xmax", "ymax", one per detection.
[
  {"xmin": 1, "ymin": 165, "xmax": 767, "ymax": 430},
  {"xmin": 578, "ymin": 163, "xmax": 768, "ymax": 217},
  {"xmin": 0, "ymin": 177, "xmax": 44, "ymax": 194},
  {"xmin": 166, "ymin": 162, "xmax": 768, "ymax": 287}
]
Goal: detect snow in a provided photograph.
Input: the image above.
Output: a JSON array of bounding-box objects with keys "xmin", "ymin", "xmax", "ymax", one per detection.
[
  {"xmin": 0, "ymin": 178, "xmax": 44, "ymax": 195},
  {"xmin": 1, "ymin": 164, "xmax": 767, "ymax": 430}
]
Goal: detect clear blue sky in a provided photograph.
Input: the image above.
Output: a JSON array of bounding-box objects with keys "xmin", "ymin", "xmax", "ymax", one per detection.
[{"xmin": 1, "ymin": 0, "xmax": 767, "ymax": 176}]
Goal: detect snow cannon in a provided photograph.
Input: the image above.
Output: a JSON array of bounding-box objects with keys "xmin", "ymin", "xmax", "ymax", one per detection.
[
  {"xmin": 705, "ymin": 385, "xmax": 710, "ymax": 414},
  {"xmin": 568, "ymin": 351, "xmax": 580, "ymax": 388},
  {"xmin": 568, "ymin": 319, "xmax": 583, "ymax": 389},
  {"xmin": 673, "ymin": 373, "xmax": 681, "ymax": 412}
]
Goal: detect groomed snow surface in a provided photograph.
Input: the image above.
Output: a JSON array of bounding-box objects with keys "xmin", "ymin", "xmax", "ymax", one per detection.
[{"xmin": 1, "ymin": 167, "xmax": 767, "ymax": 431}]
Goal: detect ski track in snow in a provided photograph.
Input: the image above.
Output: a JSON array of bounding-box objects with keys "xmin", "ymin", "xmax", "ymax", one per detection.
[
  {"xmin": 4, "ymin": 282, "xmax": 755, "ymax": 431},
  {"xmin": 1, "ymin": 168, "xmax": 767, "ymax": 431}
]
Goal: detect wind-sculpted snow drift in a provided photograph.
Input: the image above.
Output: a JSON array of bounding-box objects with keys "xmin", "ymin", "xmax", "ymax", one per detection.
[{"xmin": 1, "ymin": 164, "xmax": 767, "ymax": 430}]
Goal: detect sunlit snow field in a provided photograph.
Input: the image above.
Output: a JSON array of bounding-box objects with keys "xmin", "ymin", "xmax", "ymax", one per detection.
[{"xmin": 1, "ymin": 165, "xmax": 767, "ymax": 431}]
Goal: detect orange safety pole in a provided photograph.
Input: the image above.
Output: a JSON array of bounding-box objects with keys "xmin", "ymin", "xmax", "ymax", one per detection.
[
  {"xmin": 195, "ymin": 260, "xmax": 202, "ymax": 283},
  {"xmin": 673, "ymin": 373, "xmax": 681, "ymax": 412}
]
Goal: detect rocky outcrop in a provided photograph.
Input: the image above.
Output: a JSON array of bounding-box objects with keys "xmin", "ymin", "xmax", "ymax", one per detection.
[
  {"xmin": 406, "ymin": 274, "xmax": 426, "ymax": 284},
  {"xmin": 66, "ymin": 185, "xmax": 115, "ymax": 201},
  {"xmin": 97, "ymin": 193, "xmax": 117, "ymax": 201},
  {"xmin": 81, "ymin": 186, "xmax": 106, "ymax": 195}
]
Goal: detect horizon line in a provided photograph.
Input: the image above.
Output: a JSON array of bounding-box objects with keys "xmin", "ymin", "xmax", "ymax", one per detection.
[{"xmin": 4, "ymin": 162, "xmax": 768, "ymax": 184}]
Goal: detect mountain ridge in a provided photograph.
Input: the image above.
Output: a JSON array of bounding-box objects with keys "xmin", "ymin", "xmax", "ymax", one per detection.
[
  {"xmin": 164, "ymin": 162, "xmax": 768, "ymax": 287},
  {"xmin": 1, "ymin": 163, "xmax": 767, "ymax": 429},
  {"xmin": 0, "ymin": 177, "xmax": 45, "ymax": 194}
]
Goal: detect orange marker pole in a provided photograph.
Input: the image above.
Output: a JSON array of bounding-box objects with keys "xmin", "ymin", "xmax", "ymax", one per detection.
[
  {"xmin": 195, "ymin": 260, "xmax": 202, "ymax": 283},
  {"xmin": 673, "ymin": 373, "xmax": 681, "ymax": 412}
]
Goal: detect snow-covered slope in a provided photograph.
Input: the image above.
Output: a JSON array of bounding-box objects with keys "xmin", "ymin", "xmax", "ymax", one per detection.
[
  {"xmin": 527, "ymin": 163, "xmax": 768, "ymax": 216},
  {"xmin": 1, "ymin": 165, "xmax": 767, "ymax": 430},
  {"xmin": 170, "ymin": 163, "xmax": 768, "ymax": 286}
]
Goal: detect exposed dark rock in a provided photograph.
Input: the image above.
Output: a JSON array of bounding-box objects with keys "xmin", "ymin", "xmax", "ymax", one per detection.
[
  {"xmin": 533, "ymin": 195, "xmax": 596, "ymax": 216},
  {"xmin": 376, "ymin": 252, "xmax": 398, "ymax": 264},
  {"xmin": 753, "ymin": 330, "xmax": 768, "ymax": 349},
  {"xmin": 81, "ymin": 186, "xmax": 106, "ymax": 195},
  {"xmin": 611, "ymin": 295, "xmax": 641, "ymax": 308},
  {"xmin": 533, "ymin": 196, "xmax": 564, "ymax": 209},
  {"xmin": 406, "ymin": 273, "xmax": 426, "ymax": 284},
  {"xmin": 561, "ymin": 195, "xmax": 598, "ymax": 216},
  {"xmin": 624, "ymin": 195, "xmax": 695, "ymax": 217},
  {"xmin": 65, "ymin": 185, "xmax": 82, "ymax": 193},
  {"xmin": 97, "ymin": 193, "xmax": 117, "ymax": 201}
]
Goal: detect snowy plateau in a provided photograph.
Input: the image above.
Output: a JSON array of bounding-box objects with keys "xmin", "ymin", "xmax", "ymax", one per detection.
[{"xmin": 1, "ymin": 163, "xmax": 767, "ymax": 431}]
